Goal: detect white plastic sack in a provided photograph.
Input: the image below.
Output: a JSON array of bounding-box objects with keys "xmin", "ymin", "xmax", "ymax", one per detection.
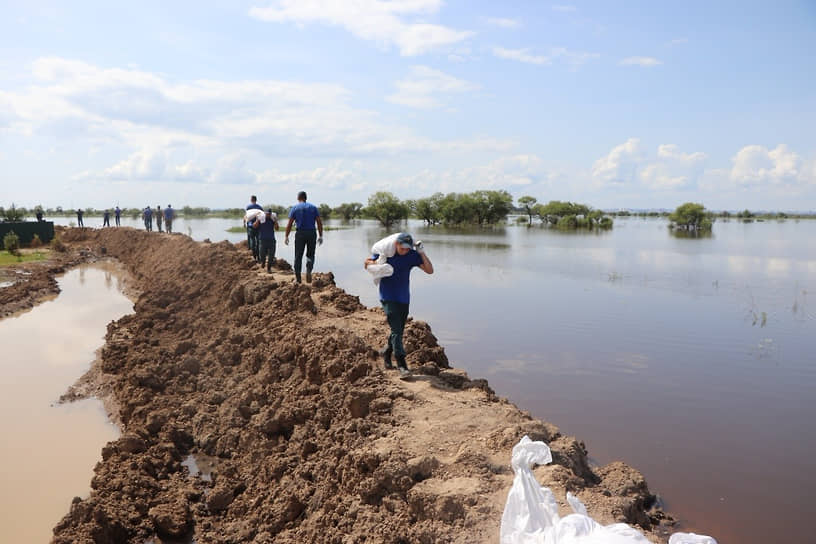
[
  {"xmin": 367, "ymin": 233, "xmax": 401, "ymax": 285},
  {"xmin": 244, "ymin": 208, "xmax": 265, "ymax": 223},
  {"xmin": 500, "ymin": 436, "xmax": 717, "ymax": 544},
  {"xmin": 371, "ymin": 232, "xmax": 400, "ymax": 262},
  {"xmin": 366, "ymin": 263, "xmax": 394, "ymax": 281}
]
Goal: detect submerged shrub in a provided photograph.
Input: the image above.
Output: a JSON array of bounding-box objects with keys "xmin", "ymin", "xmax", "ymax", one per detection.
[{"xmin": 556, "ymin": 215, "xmax": 578, "ymax": 229}]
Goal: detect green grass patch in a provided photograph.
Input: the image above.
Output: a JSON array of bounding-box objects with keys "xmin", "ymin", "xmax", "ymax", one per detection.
[{"xmin": 0, "ymin": 249, "xmax": 49, "ymax": 266}]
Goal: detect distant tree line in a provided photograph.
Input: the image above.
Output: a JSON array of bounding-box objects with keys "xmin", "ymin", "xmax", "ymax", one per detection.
[{"xmin": 5, "ymin": 199, "xmax": 813, "ymax": 226}]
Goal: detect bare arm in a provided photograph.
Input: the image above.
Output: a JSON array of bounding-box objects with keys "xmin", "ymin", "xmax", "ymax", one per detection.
[
  {"xmin": 316, "ymin": 216, "xmax": 323, "ymax": 238},
  {"xmin": 419, "ymin": 251, "xmax": 433, "ymax": 274},
  {"xmin": 285, "ymin": 217, "xmax": 295, "ymax": 238}
]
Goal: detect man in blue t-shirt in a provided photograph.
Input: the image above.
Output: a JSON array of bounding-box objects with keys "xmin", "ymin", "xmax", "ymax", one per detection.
[
  {"xmin": 245, "ymin": 195, "xmax": 263, "ymax": 262},
  {"xmin": 142, "ymin": 206, "xmax": 152, "ymax": 231},
  {"xmin": 114, "ymin": 206, "xmax": 121, "ymax": 226},
  {"xmin": 364, "ymin": 232, "xmax": 434, "ymax": 376},
  {"xmin": 284, "ymin": 191, "xmax": 324, "ymax": 283},
  {"xmin": 164, "ymin": 205, "xmax": 175, "ymax": 233}
]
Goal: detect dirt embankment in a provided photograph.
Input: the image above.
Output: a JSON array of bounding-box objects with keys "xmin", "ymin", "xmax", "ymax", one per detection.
[{"xmin": 6, "ymin": 227, "xmax": 675, "ymax": 543}]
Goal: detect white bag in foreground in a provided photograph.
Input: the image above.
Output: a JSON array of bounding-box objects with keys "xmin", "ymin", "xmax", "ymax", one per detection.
[{"xmin": 500, "ymin": 436, "xmax": 717, "ymax": 544}]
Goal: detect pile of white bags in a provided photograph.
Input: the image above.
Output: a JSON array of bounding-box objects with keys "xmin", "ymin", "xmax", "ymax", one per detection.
[{"xmin": 500, "ymin": 436, "xmax": 717, "ymax": 544}]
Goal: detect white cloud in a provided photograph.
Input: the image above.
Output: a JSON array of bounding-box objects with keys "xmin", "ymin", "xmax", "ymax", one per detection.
[
  {"xmin": 639, "ymin": 144, "xmax": 707, "ymax": 189},
  {"xmin": 485, "ymin": 17, "xmax": 520, "ymax": 28},
  {"xmin": 619, "ymin": 56, "xmax": 662, "ymax": 67},
  {"xmin": 387, "ymin": 65, "xmax": 478, "ymax": 109},
  {"xmin": 386, "ymin": 154, "xmax": 561, "ymax": 195},
  {"xmin": 493, "ymin": 47, "xmax": 550, "ymax": 65},
  {"xmin": 248, "ymin": 0, "xmax": 473, "ymax": 56},
  {"xmin": 593, "ymin": 140, "xmax": 707, "ymax": 190},
  {"xmin": 4, "ymin": 56, "xmax": 515, "ymax": 187},
  {"xmin": 729, "ymin": 144, "xmax": 804, "ymax": 186},
  {"xmin": 667, "ymin": 37, "xmax": 688, "ymax": 46},
  {"xmin": 592, "ymin": 138, "xmax": 642, "ymax": 185},
  {"xmin": 493, "ymin": 46, "xmax": 599, "ymax": 67}
]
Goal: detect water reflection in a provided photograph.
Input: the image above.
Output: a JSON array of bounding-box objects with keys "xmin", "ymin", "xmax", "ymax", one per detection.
[{"xmin": 0, "ymin": 263, "xmax": 132, "ymax": 543}]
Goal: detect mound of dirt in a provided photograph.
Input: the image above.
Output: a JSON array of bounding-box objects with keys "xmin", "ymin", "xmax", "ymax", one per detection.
[{"xmin": 20, "ymin": 228, "xmax": 674, "ymax": 543}]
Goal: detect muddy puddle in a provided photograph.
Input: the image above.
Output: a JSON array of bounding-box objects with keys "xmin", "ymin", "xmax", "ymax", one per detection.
[{"xmin": 0, "ymin": 262, "xmax": 133, "ymax": 543}]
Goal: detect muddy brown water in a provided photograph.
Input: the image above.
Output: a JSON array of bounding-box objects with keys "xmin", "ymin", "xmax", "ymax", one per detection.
[{"xmin": 0, "ymin": 263, "xmax": 132, "ymax": 543}]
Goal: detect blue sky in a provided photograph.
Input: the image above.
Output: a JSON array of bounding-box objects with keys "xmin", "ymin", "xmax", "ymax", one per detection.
[{"xmin": 1, "ymin": 0, "xmax": 815, "ymax": 211}]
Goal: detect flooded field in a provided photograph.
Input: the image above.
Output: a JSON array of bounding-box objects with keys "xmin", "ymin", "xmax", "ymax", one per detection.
[
  {"xmin": 0, "ymin": 263, "xmax": 133, "ymax": 542},
  {"xmin": 41, "ymin": 216, "xmax": 816, "ymax": 542}
]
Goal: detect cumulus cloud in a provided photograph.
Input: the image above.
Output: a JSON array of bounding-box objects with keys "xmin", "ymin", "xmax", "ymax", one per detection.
[
  {"xmin": 593, "ymin": 139, "xmax": 707, "ymax": 190},
  {"xmin": 619, "ymin": 56, "xmax": 662, "ymax": 67},
  {"xmin": 592, "ymin": 138, "xmax": 642, "ymax": 185},
  {"xmin": 387, "ymin": 65, "xmax": 478, "ymax": 109},
  {"xmin": 729, "ymin": 144, "xmax": 803, "ymax": 186},
  {"xmin": 388, "ymin": 154, "xmax": 560, "ymax": 194},
  {"xmin": 248, "ymin": 0, "xmax": 473, "ymax": 56},
  {"xmin": 5, "ymin": 56, "xmax": 516, "ymax": 187},
  {"xmin": 493, "ymin": 46, "xmax": 599, "ymax": 67}
]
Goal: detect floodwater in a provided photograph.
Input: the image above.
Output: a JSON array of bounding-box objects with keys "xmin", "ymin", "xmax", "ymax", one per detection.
[
  {"xmin": 45, "ymin": 215, "xmax": 815, "ymax": 543},
  {"xmin": 0, "ymin": 263, "xmax": 133, "ymax": 543}
]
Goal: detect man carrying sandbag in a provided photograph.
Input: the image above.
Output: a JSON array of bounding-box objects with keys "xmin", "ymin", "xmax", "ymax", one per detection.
[{"xmin": 364, "ymin": 232, "xmax": 433, "ymax": 377}]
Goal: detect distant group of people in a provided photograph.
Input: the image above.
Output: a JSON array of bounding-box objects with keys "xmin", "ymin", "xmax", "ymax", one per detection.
[
  {"xmin": 244, "ymin": 191, "xmax": 324, "ymax": 282},
  {"xmin": 142, "ymin": 205, "xmax": 175, "ymax": 233},
  {"xmin": 72, "ymin": 206, "xmax": 122, "ymax": 228}
]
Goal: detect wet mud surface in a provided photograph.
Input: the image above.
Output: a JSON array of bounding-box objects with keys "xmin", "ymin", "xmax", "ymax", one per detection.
[{"xmin": 2, "ymin": 227, "xmax": 676, "ymax": 543}]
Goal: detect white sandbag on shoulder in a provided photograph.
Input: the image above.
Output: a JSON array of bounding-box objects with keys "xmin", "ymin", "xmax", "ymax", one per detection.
[
  {"xmin": 371, "ymin": 232, "xmax": 400, "ymax": 263},
  {"xmin": 244, "ymin": 208, "xmax": 265, "ymax": 223}
]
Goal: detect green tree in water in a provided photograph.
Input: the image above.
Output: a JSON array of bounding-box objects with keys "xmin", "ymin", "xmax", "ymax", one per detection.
[
  {"xmin": 518, "ymin": 196, "xmax": 538, "ymax": 225},
  {"xmin": 365, "ymin": 192, "xmax": 410, "ymax": 228},
  {"xmin": 669, "ymin": 202, "xmax": 713, "ymax": 231}
]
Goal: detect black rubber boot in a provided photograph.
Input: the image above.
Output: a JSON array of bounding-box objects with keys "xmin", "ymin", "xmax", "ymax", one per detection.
[{"xmin": 382, "ymin": 346, "xmax": 394, "ymax": 369}]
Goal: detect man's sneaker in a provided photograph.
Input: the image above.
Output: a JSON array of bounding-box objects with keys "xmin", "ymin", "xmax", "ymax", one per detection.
[
  {"xmin": 305, "ymin": 270, "xmax": 312, "ymax": 283},
  {"xmin": 398, "ymin": 367, "xmax": 411, "ymax": 379}
]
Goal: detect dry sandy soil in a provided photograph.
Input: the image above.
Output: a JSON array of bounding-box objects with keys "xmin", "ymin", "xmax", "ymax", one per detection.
[{"xmin": 2, "ymin": 227, "xmax": 677, "ymax": 543}]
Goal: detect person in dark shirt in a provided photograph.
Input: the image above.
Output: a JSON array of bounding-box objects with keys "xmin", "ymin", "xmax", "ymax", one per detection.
[
  {"xmin": 103, "ymin": 209, "xmax": 110, "ymax": 227},
  {"xmin": 156, "ymin": 206, "xmax": 163, "ymax": 232},
  {"xmin": 284, "ymin": 191, "xmax": 323, "ymax": 283},
  {"xmin": 76, "ymin": 209, "xmax": 84, "ymax": 227},
  {"xmin": 114, "ymin": 206, "xmax": 121, "ymax": 226},
  {"xmin": 254, "ymin": 209, "xmax": 279, "ymax": 273},
  {"xmin": 35, "ymin": 209, "xmax": 43, "ymax": 222},
  {"xmin": 245, "ymin": 195, "xmax": 263, "ymax": 261},
  {"xmin": 364, "ymin": 232, "xmax": 433, "ymax": 376}
]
